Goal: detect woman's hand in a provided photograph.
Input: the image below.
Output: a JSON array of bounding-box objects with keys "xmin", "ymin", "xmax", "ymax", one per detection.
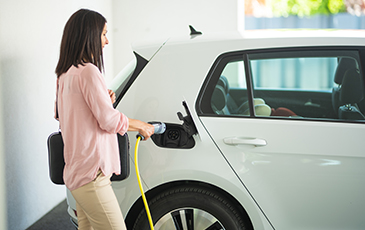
[
  {"xmin": 108, "ymin": 89, "xmax": 116, "ymax": 104},
  {"xmin": 128, "ymin": 118, "xmax": 155, "ymax": 140}
]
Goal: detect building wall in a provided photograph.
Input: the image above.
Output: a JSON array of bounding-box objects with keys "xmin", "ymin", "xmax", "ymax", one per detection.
[
  {"xmin": 111, "ymin": 0, "xmax": 245, "ymax": 75},
  {"xmin": 0, "ymin": 58, "xmax": 6, "ymax": 230},
  {"xmin": 0, "ymin": 0, "xmax": 243, "ymax": 229},
  {"xmin": 0, "ymin": 1, "xmax": 112, "ymax": 229}
]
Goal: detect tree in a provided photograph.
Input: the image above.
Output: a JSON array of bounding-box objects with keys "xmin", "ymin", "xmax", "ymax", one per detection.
[{"xmin": 271, "ymin": 0, "xmax": 346, "ymax": 17}]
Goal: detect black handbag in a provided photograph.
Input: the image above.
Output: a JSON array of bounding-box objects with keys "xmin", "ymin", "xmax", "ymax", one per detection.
[{"xmin": 47, "ymin": 131, "xmax": 130, "ymax": 185}]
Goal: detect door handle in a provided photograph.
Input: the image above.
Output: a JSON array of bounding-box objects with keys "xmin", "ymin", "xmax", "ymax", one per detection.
[{"xmin": 223, "ymin": 137, "xmax": 267, "ymax": 147}]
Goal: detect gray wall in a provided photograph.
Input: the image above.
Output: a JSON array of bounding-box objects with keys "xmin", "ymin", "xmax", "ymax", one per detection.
[
  {"xmin": 0, "ymin": 1, "xmax": 113, "ymax": 229},
  {"xmin": 0, "ymin": 0, "xmax": 243, "ymax": 229},
  {"xmin": 111, "ymin": 0, "xmax": 245, "ymax": 73},
  {"xmin": 0, "ymin": 57, "xmax": 6, "ymax": 230},
  {"xmin": 3, "ymin": 1, "xmax": 361, "ymax": 229}
]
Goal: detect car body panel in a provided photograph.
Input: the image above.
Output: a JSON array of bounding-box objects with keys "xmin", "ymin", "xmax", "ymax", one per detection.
[
  {"xmin": 131, "ymin": 38, "xmax": 169, "ymax": 61},
  {"xmin": 200, "ymin": 116, "xmax": 365, "ymax": 229},
  {"xmin": 165, "ymin": 30, "xmax": 365, "ymax": 56},
  {"xmin": 115, "ymin": 47, "xmax": 273, "ymax": 228},
  {"xmin": 66, "ymin": 29, "xmax": 365, "ymax": 229},
  {"xmin": 111, "ymin": 133, "xmax": 272, "ymax": 229}
]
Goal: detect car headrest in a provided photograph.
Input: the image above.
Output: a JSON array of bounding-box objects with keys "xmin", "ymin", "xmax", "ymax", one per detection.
[
  {"xmin": 211, "ymin": 85, "xmax": 227, "ymax": 111},
  {"xmin": 217, "ymin": 75, "xmax": 229, "ymax": 93},
  {"xmin": 334, "ymin": 58, "xmax": 357, "ymax": 84},
  {"xmin": 340, "ymin": 68, "xmax": 364, "ymax": 104}
]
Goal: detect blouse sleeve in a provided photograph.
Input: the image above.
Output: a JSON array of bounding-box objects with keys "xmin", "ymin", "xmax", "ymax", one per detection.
[
  {"xmin": 78, "ymin": 64, "xmax": 129, "ymax": 135},
  {"xmin": 54, "ymin": 78, "xmax": 59, "ymax": 120}
]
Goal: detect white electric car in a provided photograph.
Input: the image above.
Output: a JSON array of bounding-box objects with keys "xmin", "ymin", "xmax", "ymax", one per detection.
[{"xmin": 67, "ymin": 28, "xmax": 365, "ymax": 230}]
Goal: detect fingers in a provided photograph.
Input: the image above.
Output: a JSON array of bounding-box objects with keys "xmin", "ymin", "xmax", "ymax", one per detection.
[
  {"xmin": 139, "ymin": 123, "xmax": 155, "ymax": 141},
  {"xmin": 127, "ymin": 118, "xmax": 155, "ymax": 140},
  {"xmin": 108, "ymin": 89, "xmax": 116, "ymax": 104}
]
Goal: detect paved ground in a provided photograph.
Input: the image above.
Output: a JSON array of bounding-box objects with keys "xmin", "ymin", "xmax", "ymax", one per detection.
[{"xmin": 26, "ymin": 199, "xmax": 76, "ymax": 230}]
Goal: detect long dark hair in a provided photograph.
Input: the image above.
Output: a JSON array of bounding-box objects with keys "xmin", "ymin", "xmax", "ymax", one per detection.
[{"xmin": 55, "ymin": 9, "xmax": 106, "ymax": 78}]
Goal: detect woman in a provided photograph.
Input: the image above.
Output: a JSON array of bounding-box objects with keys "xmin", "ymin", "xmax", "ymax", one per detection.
[{"xmin": 55, "ymin": 9, "xmax": 154, "ymax": 230}]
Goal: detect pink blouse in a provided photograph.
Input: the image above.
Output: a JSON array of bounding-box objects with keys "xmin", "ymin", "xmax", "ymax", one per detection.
[{"xmin": 57, "ymin": 63, "xmax": 129, "ymax": 191}]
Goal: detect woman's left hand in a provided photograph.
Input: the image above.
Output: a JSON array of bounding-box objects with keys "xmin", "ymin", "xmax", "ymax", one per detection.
[{"xmin": 108, "ymin": 89, "xmax": 116, "ymax": 104}]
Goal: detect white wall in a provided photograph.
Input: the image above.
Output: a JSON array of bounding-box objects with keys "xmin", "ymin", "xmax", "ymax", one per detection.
[
  {"xmin": 0, "ymin": 0, "xmax": 243, "ymax": 229},
  {"xmin": 111, "ymin": 0, "xmax": 244, "ymax": 75},
  {"xmin": 0, "ymin": 59, "xmax": 7, "ymax": 230},
  {"xmin": 0, "ymin": 1, "xmax": 113, "ymax": 229}
]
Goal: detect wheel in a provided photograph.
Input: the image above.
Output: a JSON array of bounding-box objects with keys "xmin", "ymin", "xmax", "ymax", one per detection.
[{"xmin": 132, "ymin": 185, "xmax": 250, "ymax": 230}]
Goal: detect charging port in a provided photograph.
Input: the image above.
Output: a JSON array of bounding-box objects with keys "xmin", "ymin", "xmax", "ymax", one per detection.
[{"xmin": 151, "ymin": 101, "xmax": 197, "ymax": 149}]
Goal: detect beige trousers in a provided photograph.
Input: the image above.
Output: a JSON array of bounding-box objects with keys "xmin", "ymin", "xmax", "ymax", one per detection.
[{"xmin": 71, "ymin": 170, "xmax": 127, "ymax": 230}]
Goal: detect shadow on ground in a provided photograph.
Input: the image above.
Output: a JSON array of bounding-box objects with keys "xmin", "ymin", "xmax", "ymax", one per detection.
[{"xmin": 26, "ymin": 199, "xmax": 75, "ymax": 230}]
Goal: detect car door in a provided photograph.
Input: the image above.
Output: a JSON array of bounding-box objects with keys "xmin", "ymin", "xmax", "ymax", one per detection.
[{"xmin": 197, "ymin": 48, "xmax": 365, "ymax": 229}]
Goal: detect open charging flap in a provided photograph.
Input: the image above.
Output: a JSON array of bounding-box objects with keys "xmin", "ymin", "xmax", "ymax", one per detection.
[{"xmin": 151, "ymin": 101, "xmax": 198, "ymax": 149}]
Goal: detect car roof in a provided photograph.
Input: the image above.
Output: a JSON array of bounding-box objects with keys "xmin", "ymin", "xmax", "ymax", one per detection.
[
  {"xmin": 242, "ymin": 29, "xmax": 365, "ymax": 39},
  {"xmin": 132, "ymin": 29, "xmax": 365, "ymax": 61}
]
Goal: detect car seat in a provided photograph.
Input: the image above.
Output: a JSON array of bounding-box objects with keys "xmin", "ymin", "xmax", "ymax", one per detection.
[
  {"xmin": 217, "ymin": 76, "xmax": 270, "ymax": 115},
  {"xmin": 217, "ymin": 75, "xmax": 239, "ymax": 113},
  {"xmin": 242, "ymin": 103, "xmax": 272, "ymax": 116},
  {"xmin": 211, "ymin": 84, "xmax": 229, "ymax": 115},
  {"xmin": 270, "ymin": 107, "xmax": 297, "ymax": 117},
  {"xmin": 338, "ymin": 68, "xmax": 365, "ymax": 120},
  {"xmin": 332, "ymin": 58, "xmax": 358, "ymax": 116}
]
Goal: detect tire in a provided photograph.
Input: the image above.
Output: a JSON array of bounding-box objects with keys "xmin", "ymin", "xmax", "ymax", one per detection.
[{"xmin": 132, "ymin": 185, "xmax": 250, "ymax": 230}]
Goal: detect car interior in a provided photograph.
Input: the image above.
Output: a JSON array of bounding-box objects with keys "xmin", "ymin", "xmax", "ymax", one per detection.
[{"xmin": 210, "ymin": 54, "xmax": 365, "ymax": 121}]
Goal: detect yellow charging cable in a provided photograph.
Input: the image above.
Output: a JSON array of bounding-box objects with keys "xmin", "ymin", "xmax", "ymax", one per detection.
[{"xmin": 134, "ymin": 136, "xmax": 154, "ymax": 230}]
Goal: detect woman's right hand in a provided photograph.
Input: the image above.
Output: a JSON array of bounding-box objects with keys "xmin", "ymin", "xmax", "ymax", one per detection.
[
  {"xmin": 138, "ymin": 123, "xmax": 155, "ymax": 140},
  {"xmin": 128, "ymin": 118, "xmax": 155, "ymax": 140}
]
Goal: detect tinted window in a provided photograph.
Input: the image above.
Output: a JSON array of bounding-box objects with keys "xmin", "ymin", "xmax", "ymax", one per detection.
[
  {"xmin": 200, "ymin": 48, "xmax": 365, "ymax": 122},
  {"xmin": 113, "ymin": 53, "xmax": 148, "ymax": 107}
]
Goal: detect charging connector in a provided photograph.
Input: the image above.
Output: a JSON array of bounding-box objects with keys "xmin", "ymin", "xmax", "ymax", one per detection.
[
  {"xmin": 136, "ymin": 122, "xmax": 166, "ymax": 140},
  {"xmin": 135, "ymin": 121, "xmax": 166, "ymax": 230}
]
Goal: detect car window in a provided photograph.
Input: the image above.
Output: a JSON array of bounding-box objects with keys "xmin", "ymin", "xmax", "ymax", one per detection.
[
  {"xmin": 210, "ymin": 60, "xmax": 252, "ymax": 115},
  {"xmin": 204, "ymin": 48, "xmax": 365, "ymax": 122},
  {"xmin": 109, "ymin": 58, "xmax": 137, "ymax": 92},
  {"xmin": 248, "ymin": 50, "xmax": 365, "ymax": 121},
  {"xmin": 113, "ymin": 53, "xmax": 148, "ymax": 107},
  {"xmin": 221, "ymin": 60, "xmax": 246, "ymax": 89}
]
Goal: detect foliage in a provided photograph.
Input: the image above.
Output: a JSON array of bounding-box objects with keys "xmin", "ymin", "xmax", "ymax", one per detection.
[{"xmin": 271, "ymin": 0, "xmax": 347, "ymax": 17}]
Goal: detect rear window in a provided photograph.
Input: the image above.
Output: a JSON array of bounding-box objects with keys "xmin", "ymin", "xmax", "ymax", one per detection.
[{"xmin": 112, "ymin": 53, "xmax": 148, "ymax": 107}]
